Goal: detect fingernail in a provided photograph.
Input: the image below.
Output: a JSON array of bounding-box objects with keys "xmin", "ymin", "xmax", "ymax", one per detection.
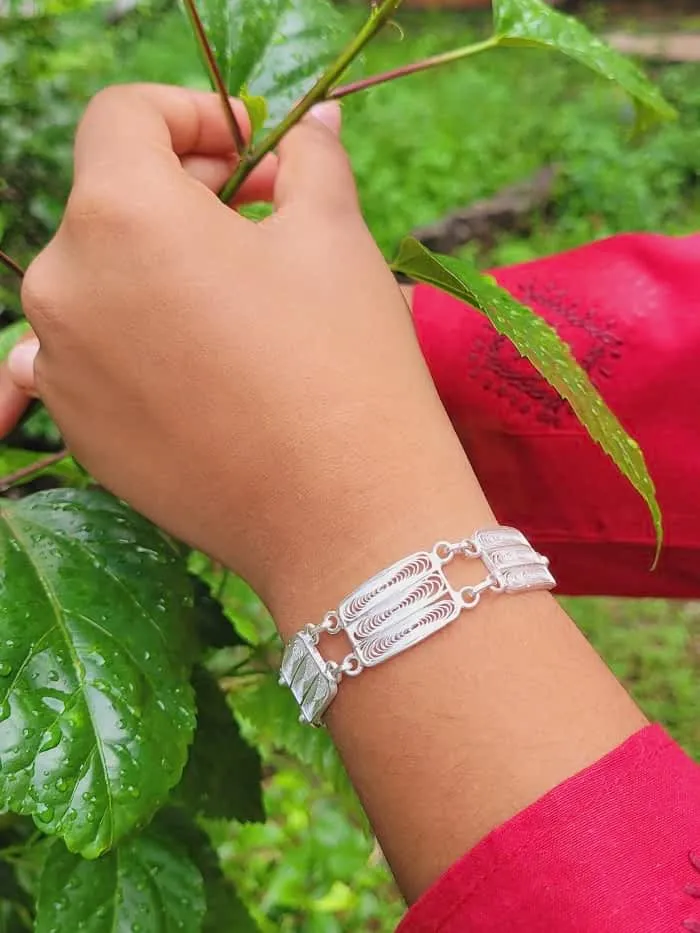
[
  {"xmin": 8, "ymin": 337, "xmax": 40, "ymax": 389},
  {"xmin": 308, "ymin": 101, "xmax": 341, "ymax": 133}
]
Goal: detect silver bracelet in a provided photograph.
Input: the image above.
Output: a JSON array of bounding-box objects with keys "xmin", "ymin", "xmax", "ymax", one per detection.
[{"xmin": 279, "ymin": 526, "xmax": 555, "ymax": 726}]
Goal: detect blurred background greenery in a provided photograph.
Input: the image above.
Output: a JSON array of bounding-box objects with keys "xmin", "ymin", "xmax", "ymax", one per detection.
[{"xmin": 1, "ymin": 2, "xmax": 699, "ymax": 929}]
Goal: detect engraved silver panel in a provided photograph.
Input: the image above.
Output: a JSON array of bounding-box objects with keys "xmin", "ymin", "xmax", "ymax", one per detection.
[
  {"xmin": 339, "ymin": 551, "xmax": 435, "ymax": 626},
  {"xmin": 474, "ymin": 527, "xmax": 555, "ymax": 593},
  {"xmin": 279, "ymin": 631, "xmax": 337, "ymax": 726},
  {"xmin": 342, "ymin": 551, "xmax": 462, "ymax": 668}
]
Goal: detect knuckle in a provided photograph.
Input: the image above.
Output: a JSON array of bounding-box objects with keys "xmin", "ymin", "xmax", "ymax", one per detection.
[
  {"xmin": 66, "ymin": 180, "xmax": 135, "ymax": 233},
  {"xmin": 20, "ymin": 253, "xmax": 57, "ymax": 326}
]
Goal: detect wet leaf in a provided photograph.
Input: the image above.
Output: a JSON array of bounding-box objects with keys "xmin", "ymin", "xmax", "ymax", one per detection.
[
  {"xmin": 156, "ymin": 809, "xmax": 259, "ymax": 933},
  {"xmin": 492, "ymin": 0, "xmax": 675, "ymax": 130},
  {"xmin": 35, "ymin": 825, "xmax": 205, "ymax": 933},
  {"xmin": 197, "ymin": 0, "xmax": 350, "ymax": 128},
  {"xmin": 392, "ymin": 238, "xmax": 662, "ymax": 558},
  {"xmin": 0, "ymin": 489, "xmax": 197, "ymax": 858},
  {"xmin": 176, "ymin": 666, "xmax": 263, "ymax": 822}
]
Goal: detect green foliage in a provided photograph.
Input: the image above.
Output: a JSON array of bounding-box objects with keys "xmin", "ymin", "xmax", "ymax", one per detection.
[
  {"xmin": 392, "ymin": 238, "xmax": 662, "ymax": 553},
  {"xmin": 197, "ymin": 0, "xmax": 350, "ymax": 128},
  {"xmin": 492, "ymin": 0, "xmax": 675, "ymax": 129},
  {"xmin": 177, "ymin": 667, "xmax": 264, "ymax": 822},
  {"xmin": 0, "ymin": 2, "xmax": 697, "ymax": 931},
  {"xmin": 35, "ymin": 823, "xmax": 206, "ymax": 933},
  {"xmin": 0, "ymin": 324, "xmax": 30, "ymax": 363},
  {"xmin": 0, "ymin": 490, "xmax": 196, "ymax": 857},
  {"xmin": 0, "ymin": 449, "xmax": 80, "ymax": 488}
]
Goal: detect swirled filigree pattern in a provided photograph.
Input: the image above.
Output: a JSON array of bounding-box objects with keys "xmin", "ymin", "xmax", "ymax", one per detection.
[
  {"xmin": 339, "ymin": 552, "xmax": 435, "ymax": 625},
  {"xmin": 355, "ymin": 597, "xmax": 460, "ymax": 667}
]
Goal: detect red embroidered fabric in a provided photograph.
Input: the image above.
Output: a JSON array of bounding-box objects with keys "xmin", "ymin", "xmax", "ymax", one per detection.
[
  {"xmin": 412, "ymin": 232, "xmax": 700, "ymax": 596},
  {"xmin": 398, "ymin": 726, "xmax": 700, "ymax": 932}
]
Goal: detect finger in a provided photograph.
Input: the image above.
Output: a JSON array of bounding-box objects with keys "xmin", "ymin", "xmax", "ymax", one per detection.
[
  {"xmin": 0, "ymin": 367, "xmax": 31, "ymax": 438},
  {"xmin": 273, "ymin": 102, "xmax": 359, "ymax": 216},
  {"xmin": 74, "ymin": 84, "xmax": 252, "ymax": 186},
  {"xmin": 182, "ymin": 151, "xmax": 279, "ymax": 204},
  {"xmin": 7, "ymin": 336, "xmax": 39, "ymax": 395}
]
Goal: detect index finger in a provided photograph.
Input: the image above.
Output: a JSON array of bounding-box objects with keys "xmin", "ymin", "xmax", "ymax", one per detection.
[{"xmin": 73, "ymin": 84, "xmax": 252, "ymax": 185}]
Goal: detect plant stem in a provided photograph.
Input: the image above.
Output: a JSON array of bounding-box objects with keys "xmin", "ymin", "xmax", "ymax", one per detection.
[
  {"xmin": 219, "ymin": 0, "xmax": 403, "ymax": 203},
  {"xmin": 0, "ymin": 448, "xmax": 70, "ymax": 492},
  {"xmin": 182, "ymin": 0, "xmax": 246, "ymax": 154},
  {"xmin": 331, "ymin": 35, "xmax": 500, "ymax": 99},
  {"xmin": 0, "ymin": 250, "xmax": 24, "ymax": 281}
]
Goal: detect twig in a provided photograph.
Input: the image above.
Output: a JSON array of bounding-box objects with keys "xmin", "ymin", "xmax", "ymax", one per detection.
[
  {"xmin": 0, "ymin": 250, "xmax": 24, "ymax": 282},
  {"xmin": 331, "ymin": 36, "xmax": 499, "ymax": 99},
  {"xmin": 219, "ymin": 0, "xmax": 403, "ymax": 202},
  {"xmin": 182, "ymin": 0, "xmax": 247, "ymax": 154},
  {"xmin": 0, "ymin": 448, "xmax": 70, "ymax": 492}
]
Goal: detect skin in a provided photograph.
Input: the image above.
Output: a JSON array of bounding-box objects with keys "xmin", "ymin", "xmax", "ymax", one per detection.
[{"xmin": 5, "ymin": 85, "xmax": 646, "ymax": 903}]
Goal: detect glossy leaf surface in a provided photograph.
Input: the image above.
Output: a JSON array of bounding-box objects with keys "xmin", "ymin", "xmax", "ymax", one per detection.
[
  {"xmin": 197, "ymin": 0, "xmax": 349, "ymax": 127},
  {"xmin": 392, "ymin": 238, "xmax": 662, "ymax": 555},
  {"xmin": 177, "ymin": 666, "xmax": 263, "ymax": 822},
  {"xmin": 492, "ymin": 0, "xmax": 675, "ymax": 130},
  {"xmin": 0, "ymin": 490, "xmax": 196, "ymax": 857},
  {"xmin": 35, "ymin": 825, "xmax": 205, "ymax": 933}
]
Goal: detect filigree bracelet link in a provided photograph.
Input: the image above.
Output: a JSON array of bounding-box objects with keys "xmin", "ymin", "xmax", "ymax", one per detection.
[{"xmin": 279, "ymin": 526, "xmax": 555, "ymax": 726}]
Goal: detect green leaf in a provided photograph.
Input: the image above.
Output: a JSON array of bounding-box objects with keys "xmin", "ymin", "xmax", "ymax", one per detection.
[
  {"xmin": 233, "ymin": 675, "xmax": 364, "ymax": 825},
  {"xmin": 241, "ymin": 90, "xmax": 268, "ymax": 137},
  {"xmin": 35, "ymin": 825, "xmax": 205, "ymax": 933},
  {"xmin": 155, "ymin": 809, "xmax": 259, "ymax": 933},
  {"xmin": 0, "ymin": 323, "xmax": 29, "ymax": 364},
  {"xmin": 492, "ymin": 0, "xmax": 675, "ymax": 130},
  {"xmin": 176, "ymin": 666, "xmax": 263, "ymax": 822},
  {"xmin": 0, "ymin": 489, "xmax": 197, "ymax": 858},
  {"xmin": 197, "ymin": 0, "xmax": 350, "ymax": 128},
  {"xmin": 392, "ymin": 238, "xmax": 662, "ymax": 558},
  {"xmin": 0, "ymin": 448, "xmax": 83, "ymax": 488}
]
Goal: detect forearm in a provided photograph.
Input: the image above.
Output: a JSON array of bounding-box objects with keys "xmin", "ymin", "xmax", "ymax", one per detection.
[{"xmin": 265, "ymin": 412, "xmax": 645, "ymax": 902}]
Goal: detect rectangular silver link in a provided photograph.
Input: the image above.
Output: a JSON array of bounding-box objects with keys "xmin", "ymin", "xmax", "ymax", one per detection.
[
  {"xmin": 351, "ymin": 591, "xmax": 461, "ymax": 667},
  {"xmin": 475, "ymin": 526, "xmax": 555, "ymax": 593},
  {"xmin": 338, "ymin": 551, "xmax": 437, "ymax": 627},
  {"xmin": 279, "ymin": 631, "xmax": 337, "ymax": 726}
]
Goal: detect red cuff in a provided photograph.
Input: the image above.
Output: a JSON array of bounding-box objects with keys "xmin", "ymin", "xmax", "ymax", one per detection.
[
  {"xmin": 398, "ymin": 725, "xmax": 700, "ymax": 932},
  {"xmin": 412, "ymin": 233, "xmax": 700, "ymax": 597}
]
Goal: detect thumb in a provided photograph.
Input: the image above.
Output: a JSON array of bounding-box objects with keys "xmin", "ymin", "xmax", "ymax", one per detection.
[{"xmin": 273, "ymin": 101, "xmax": 359, "ymax": 216}]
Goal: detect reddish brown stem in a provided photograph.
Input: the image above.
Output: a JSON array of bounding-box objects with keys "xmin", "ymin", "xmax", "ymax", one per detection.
[
  {"xmin": 182, "ymin": 0, "xmax": 246, "ymax": 154},
  {"xmin": 0, "ymin": 449, "xmax": 70, "ymax": 492},
  {"xmin": 0, "ymin": 250, "xmax": 24, "ymax": 281},
  {"xmin": 331, "ymin": 36, "xmax": 499, "ymax": 100}
]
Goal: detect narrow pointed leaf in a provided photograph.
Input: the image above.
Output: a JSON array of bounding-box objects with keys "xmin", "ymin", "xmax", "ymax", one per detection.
[
  {"xmin": 35, "ymin": 827, "xmax": 205, "ymax": 933},
  {"xmin": 176, "ymin": 666, "xmax": 263, "ymax": 822},
  {"xmin": 492, "ymin": 0, "xmax": 675, "ymax": 130},
  {"xmin": 392, "ymin": 238, "xmax": 662, "ymax": 557},
  {"xmin": 196, "ymin": 0, "xmax": 350, "ymax": 128},
  {"xmin": 0, "ymin": 489, "xmax": 196, "ymax": 858}
]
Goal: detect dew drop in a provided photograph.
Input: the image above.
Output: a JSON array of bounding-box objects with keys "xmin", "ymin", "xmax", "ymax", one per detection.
[{"xmin": 0, "ymin": 662, "xmax": 12, "ymax": 677}]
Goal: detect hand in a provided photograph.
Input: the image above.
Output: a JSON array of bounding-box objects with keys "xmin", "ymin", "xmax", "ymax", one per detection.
[{"xmin": 13, "ymin": 84, "xmax": 487, "ymax": 617}]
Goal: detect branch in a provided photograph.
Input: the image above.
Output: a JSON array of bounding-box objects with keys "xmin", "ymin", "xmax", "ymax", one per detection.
[
  {"xmin": 219, "ymin": 0, "xmax": 403, "ymax": 203},
  {"xmin": 182, "ymin": 0, "xmax": 247, "ymax": 154},
  {"xmin": 0, "ymin": 449, "xmax": 70, "ymax": 493},
  {"xmin": 331, "ymin": 36, "xmax": 499, "ymax": 100},
  {"xmin": 0, "ymin": 250, "xmax": 25, "ymax": 282}
]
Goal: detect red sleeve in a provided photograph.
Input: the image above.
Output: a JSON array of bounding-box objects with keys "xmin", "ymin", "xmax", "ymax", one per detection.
[
  {"xmin": 398, "ymin": 725, "xmax": 700, "ymax": 932},
  {"xmin": 411, "ymin": 232, "xmax": 700, "ymax": 598}
]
